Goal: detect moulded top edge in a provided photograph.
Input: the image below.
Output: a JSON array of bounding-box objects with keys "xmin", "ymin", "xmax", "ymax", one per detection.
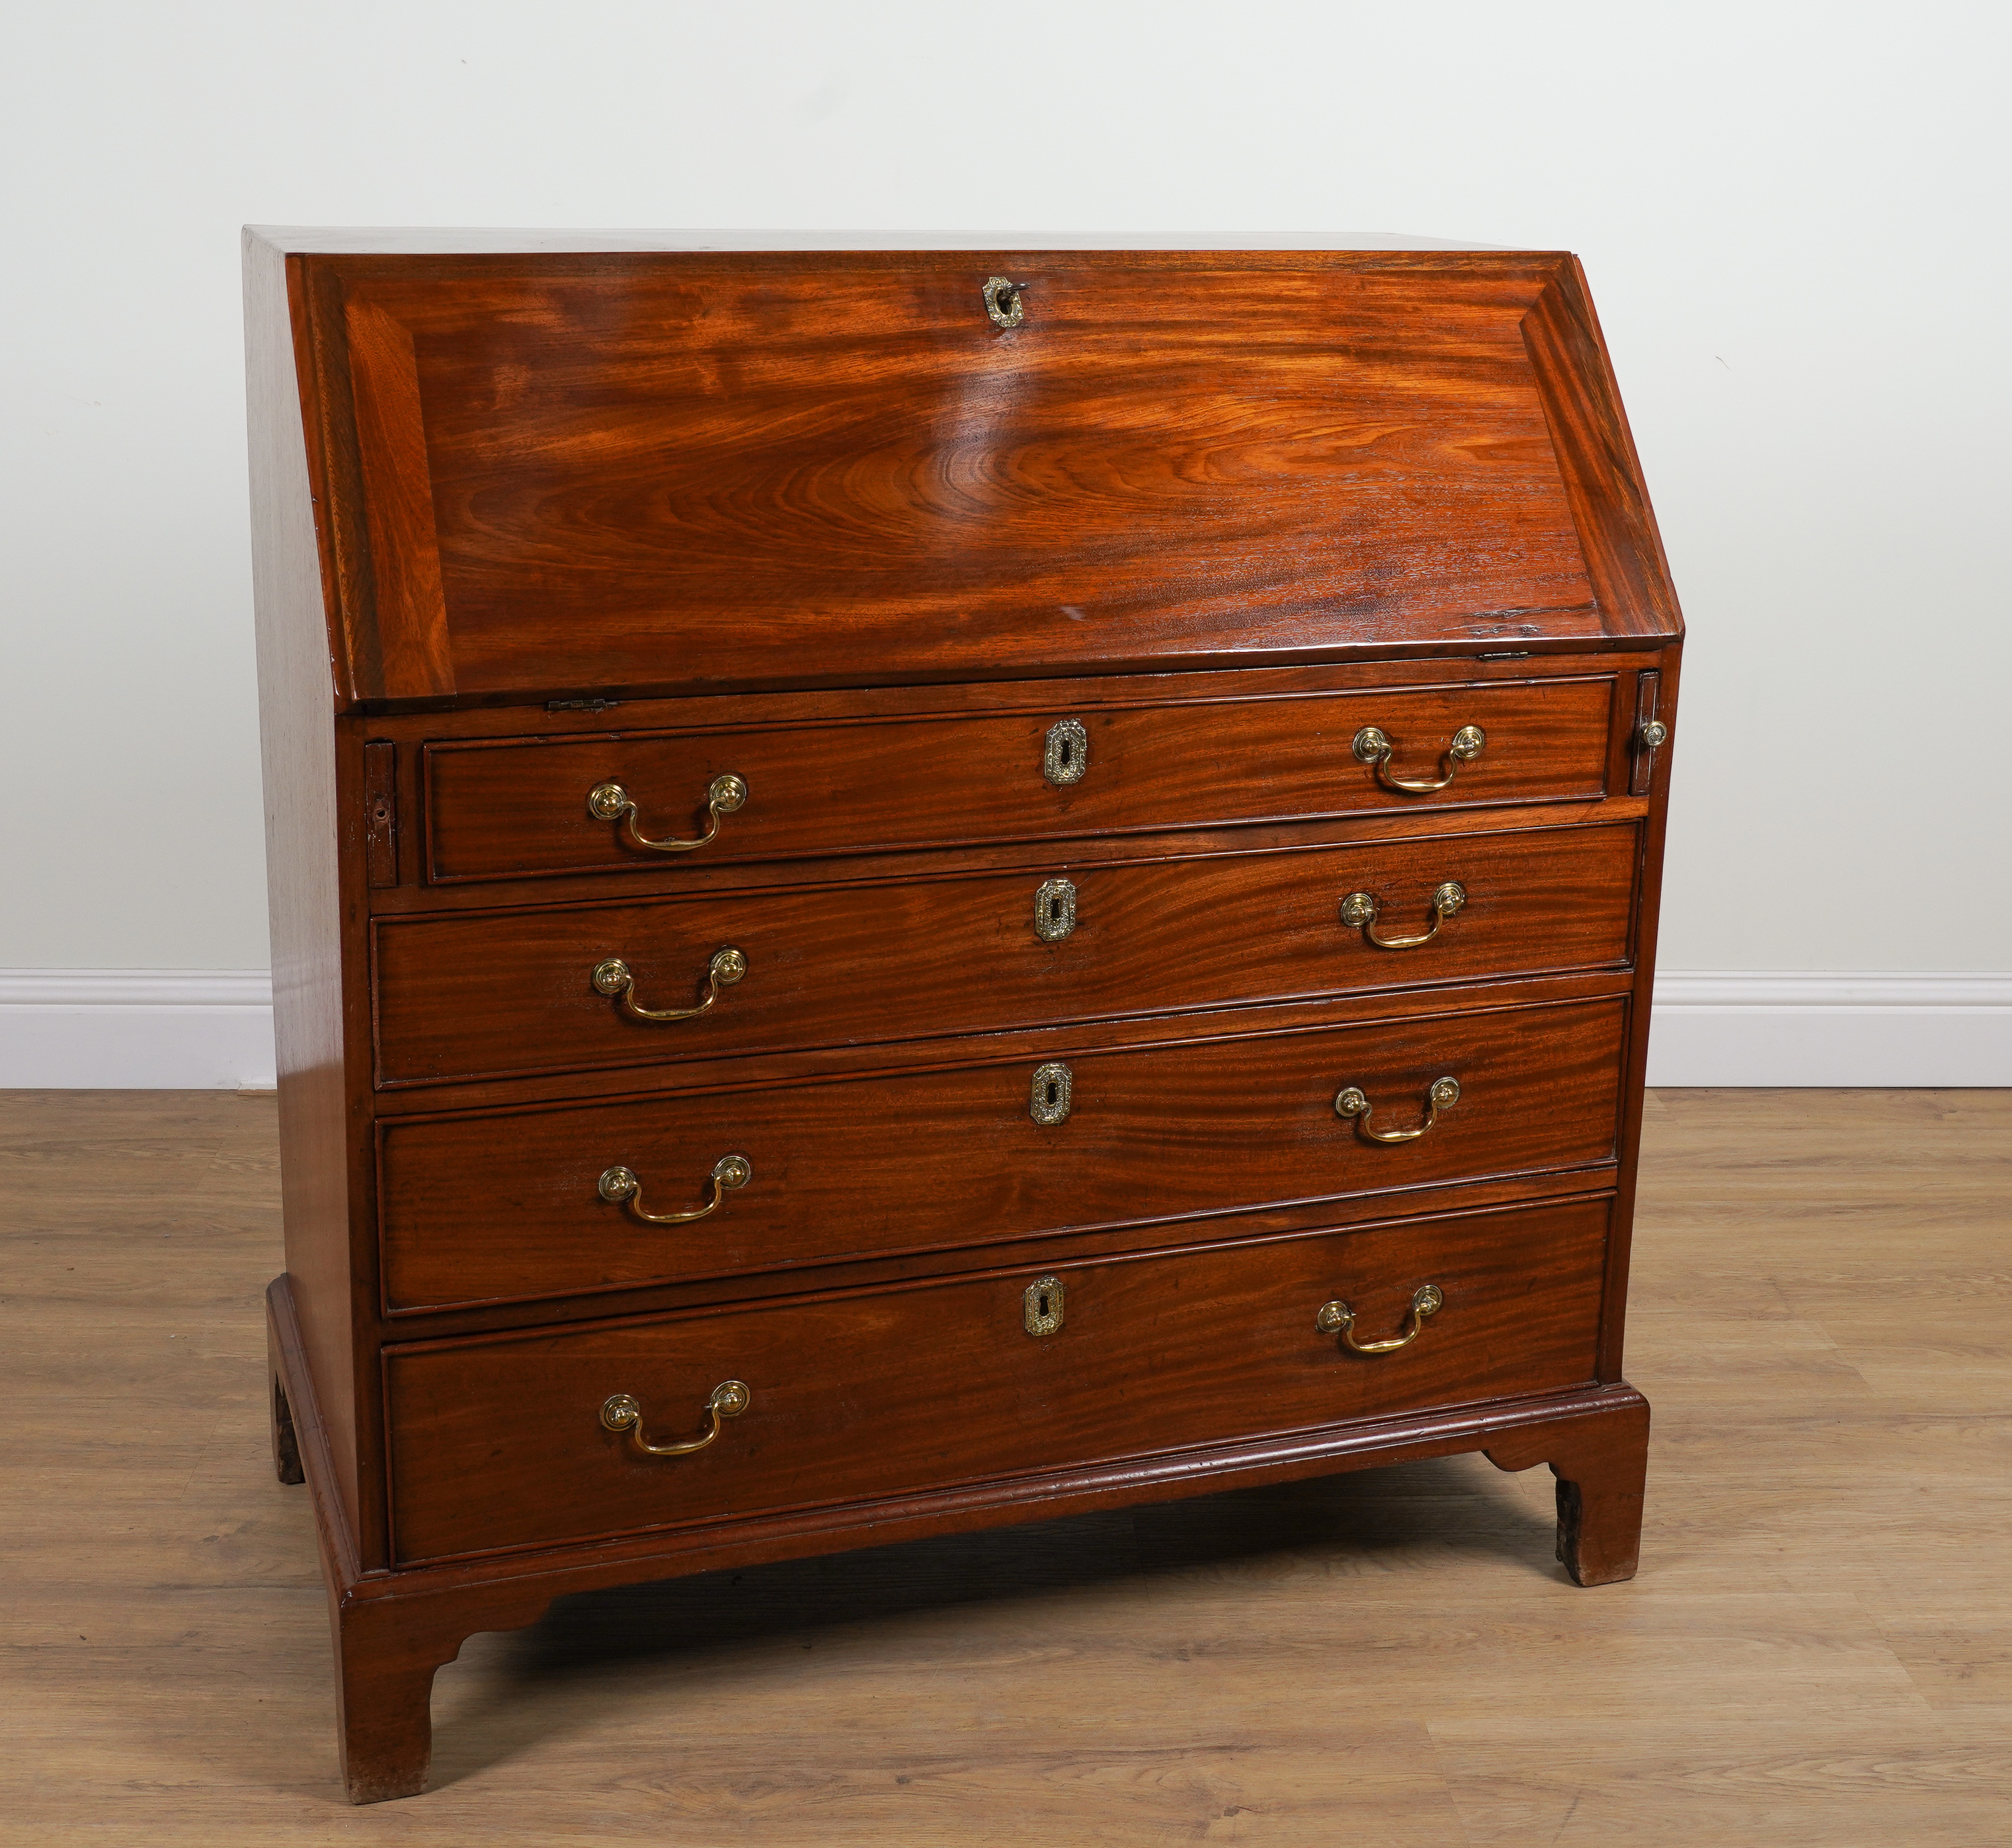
[{"xmin": 244, "ymin": 225, "xmax": 1514, "ymax": 256}]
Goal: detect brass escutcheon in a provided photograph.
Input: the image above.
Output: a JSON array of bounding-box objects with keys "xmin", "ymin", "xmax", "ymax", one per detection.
[
  {"xmin": 1024, "ymin": 1275, "xmax": 1065, "ymax": 1336},
  {"xmin": 1029, "ymin": 1061, "xmax": 1073, "ymax": 1126},
  {"xmin": 592, "ymin": 945, "xmax": 747, "ymax": 1022},
  {"xmin": 982, "ymin": 276, "xmax": 1026, "ymax": 329},
  {"xmin": 1316, "ymin": 1284, "xmax": 1444, "ymax": 1355},
  {"xmin": 587, "ymin": 772, "xmax": 746, "ymax": 853},
  {"xmin": 1043, "ymin": 718, "xmax": 1089, "ymax": 786},
  {"xmin": 600, "ymin": 1381, "xmax": 750, "ymax": 1457},
  {"xmin": 1034, "ymin": 877, "xmax": 1078, "ymax": 942}
]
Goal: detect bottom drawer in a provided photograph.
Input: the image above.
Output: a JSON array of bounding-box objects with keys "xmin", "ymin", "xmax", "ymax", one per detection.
[{"xmin": 385, "ymin": 1196, "xmax": 1610, "ymax": 1564}]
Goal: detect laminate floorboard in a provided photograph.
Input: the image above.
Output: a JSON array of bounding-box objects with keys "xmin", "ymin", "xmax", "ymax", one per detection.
[{"xmin": 1, "ymin": 1088, "xmax": 2007, "ymax": 1843}]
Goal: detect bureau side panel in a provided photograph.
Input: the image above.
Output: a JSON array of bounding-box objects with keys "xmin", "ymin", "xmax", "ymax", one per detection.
[{"xmin": 244, "ymin": 229, "xmax": 366, "ymax": 1555}]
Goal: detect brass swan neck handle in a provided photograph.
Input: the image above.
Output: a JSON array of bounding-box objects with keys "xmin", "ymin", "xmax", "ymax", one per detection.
[
  {"xmin": 600, "ymin": 1382, "xmax": 750, "ymax": 1457},
  {"xmin": 588, "ymin": 772, "xmax": 746, "ymax": 853},
  {"xmin": 1352, "ymin": 725, "xmax": 1486, "ymax": 794},
  {"xmin": 1317, "ymin": 1285, "xmax": 1443, "ymax": 1355},
  {"xmin": 593, "ymin": 946, "xmax": 746, "ymax": 1022},
  {"xmin": 1341, "ymin": 882, "xmax": 1466, "ymax": 950},
  {"xmin": 1335, "ymin": 1076, "xmax": 1460, "ymax": 1143},
  {"xmin": 598, "ymin": 1154, "xmax": 752, "ymax": 1225}
]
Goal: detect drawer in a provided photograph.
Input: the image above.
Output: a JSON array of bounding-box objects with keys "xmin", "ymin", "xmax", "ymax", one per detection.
[
  {"xmin": 378, "ymin": 996, "xmax": 1626, "ymax": 1312},
  {"xmin": 384, "ymin": 1195, "xmax": 1610, "ymax": 1564},
  {"xmin": 374, "ymin": 822, "xmax": 1639, "ymax": 1086},
  {"xmin": 421, "ymin": 677, "xmax": 1615, "ymax": 884}
]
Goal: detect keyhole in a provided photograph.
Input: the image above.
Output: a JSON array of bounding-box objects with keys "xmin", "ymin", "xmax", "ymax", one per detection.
[
  {"xmin": 1029, "ymin": 1059, "xmax": 1072, "ymax": 1123},
  {"xmin": 1049, "ymin": 895, "xmax": 1065, "ymax": 925},
  {"xmin": 371, "ymin": 801, "xmax": 390, "ymax": 826},
  {"xmin": 1057, "ymin": 737, "xmax": 1072, "ymax": 768},
  {"xmin": 1024, "ymin": 1273, "xmax": 1065, "ymax": 1334}
]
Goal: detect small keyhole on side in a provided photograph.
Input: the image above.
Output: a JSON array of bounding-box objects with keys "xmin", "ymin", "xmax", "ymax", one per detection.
[
  {"xmin": 1045, "ymin": 1080, "xmax": 1060, "ymax": 1107},
  {"xmin": 1049, "ymin": 897, "xmax": 1064, "ymax": 924}
]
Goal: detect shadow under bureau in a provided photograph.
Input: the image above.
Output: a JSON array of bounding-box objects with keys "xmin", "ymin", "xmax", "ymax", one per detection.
[{"xmin": 243, "ymin": 231, "xmax": 1681, "ymax": 1802}]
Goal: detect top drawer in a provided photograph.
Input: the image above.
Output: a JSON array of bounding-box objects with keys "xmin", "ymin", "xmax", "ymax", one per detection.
[{"xmin": 423, "ymin": 676, "xmax": 1615, "ymax": 883}]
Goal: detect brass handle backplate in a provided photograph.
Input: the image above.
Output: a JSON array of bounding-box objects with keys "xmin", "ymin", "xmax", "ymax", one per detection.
[
  {"xmin": 600, "ymin": 1381, "xmax": 750, "ymax": 1457},
  {"xmin": 1317, "ymin": 1284, "xmax": 1443, "ymax": 1355},
  {"xmin": 588, "ymin": 773, "xmax": 746, "ymax": 853},
  {"xmin": 1352, "ymin": 725, "xmax": 1486, "ymax": 793},
  {"xmin": 983, "ymin": 275, "xmax": 1027, "ymax": 328},
  {"xmin": 592, "ymin": 946, "xmax": 747, "ymax": 1022},
  {"xmin": 1340, "ymin": 881, "xmax": 1466, "ymax": 949},
  {"xmin": 1335, "ymin": 1076, "xmax": 1460, "ymax": 1143},
  {"xmin": 598, "ymin": 1154, "xmax": 752, "ymax": 1225}
]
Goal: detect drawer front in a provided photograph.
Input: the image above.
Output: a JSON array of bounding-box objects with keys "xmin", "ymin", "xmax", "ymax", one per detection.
[
  {"xmin": 385, "ymin": 1196, "xmax": 1610, "ymax": 1564},
  {"xmin": 423, "ymin": 678, "xmax": 1614, "ymax": 884},
  {"xmin": 374, "ymin": 822, "xmax": 1639, "ymax": 1086},
  {"xmin": 379, "ymin": 996, "xmax": 1625, "ymax": 1312}
]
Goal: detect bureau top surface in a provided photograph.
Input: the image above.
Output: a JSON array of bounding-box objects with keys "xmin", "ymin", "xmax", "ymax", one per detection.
[{"xmin": 252, "ymin": 234, "xmax": 1681, "ymax": 709}]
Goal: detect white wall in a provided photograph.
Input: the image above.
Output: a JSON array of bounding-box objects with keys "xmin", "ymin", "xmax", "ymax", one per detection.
[{"xmin": 2, "ymin": 1, "xmax": 2007, "ymax": 1082}]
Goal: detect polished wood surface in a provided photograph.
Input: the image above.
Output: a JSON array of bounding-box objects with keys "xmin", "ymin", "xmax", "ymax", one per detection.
[
  {"xmin": 378, "ymin": 995, "xmax": 1626, "ymax": 1312},
  {"xmin": 292, "ymin": 251, "xmax": 1681, "ymax": 707},
  {"xmin": 8, "ymin": 1089, "xmax": 2007, "ymax": 1840},
  {"xmin": 386, "ymin": 1197, "xmax": 1609, "ymax": 1563},
  {"xmin": 243, "ymin": 230, "xmax": 371, "ymax": 1552},
  {"xmin": 249, "ymin": 236, "xmax": 1681, "ymax": 1802},
  {"xmin": 372, "ymin": 820, "xmax": 1640, "ymax": 1087},
  {"xmin": 421, "ymin": 675, "xmax": 1616, "ymax": 885}
]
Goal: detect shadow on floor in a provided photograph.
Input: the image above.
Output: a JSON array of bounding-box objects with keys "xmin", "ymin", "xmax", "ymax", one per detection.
[{"xmin": 426, "ymin": 1453, "xmax": 1558, "ymax": 1788}]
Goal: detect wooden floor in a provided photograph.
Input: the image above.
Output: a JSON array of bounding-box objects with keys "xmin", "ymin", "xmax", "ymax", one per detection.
[{"xmin": 3, "ymin": 1090, "xmax": 2008, "ymax": 1844}]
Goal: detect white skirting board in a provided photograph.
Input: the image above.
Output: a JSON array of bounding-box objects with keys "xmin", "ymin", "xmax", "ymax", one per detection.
[
  {"xmin": 1642, "ymin": 972, "xmax": 2012, "ymax": 1088},
  {"xmin": 0, "ymin": 971, "xmax": 279, "ymax": 1090},
  {"xmin": 0, "ymin": 969, "xmax": 2007, "ymax": 1090}
]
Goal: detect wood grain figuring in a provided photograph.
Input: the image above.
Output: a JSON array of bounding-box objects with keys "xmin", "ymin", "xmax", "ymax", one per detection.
[
  {"xmin": 384, "ymin": 1197, "xmax": 1610, "ymax": 1564},
  {"xmin": 341, "ymin": 294, "xmax": 454, "ymax": 698},
  {"xmin": 422, "ymin": 676, "xmax": 1615, "ymax": 883},
  {"xmin": 13, "ymin": 1091, "xmax": 2007, "ymax": 1840},
  {"xmin": 377, "ymin": 996, "xmax": 1625, "ymax": 1312},
  {"xmin": 296, "ymin": 253, "xmax": 1675, "ymax": 703},
  {"xmin": 1521, "ymin": 262, "xmax": 1682, "ymax": 641},
  {"xmin": 372, "ymin": 821, "xmax": 1638, "ymax": 1087}
]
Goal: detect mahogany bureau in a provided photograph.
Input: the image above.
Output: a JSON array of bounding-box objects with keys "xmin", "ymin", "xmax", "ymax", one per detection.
[{"xmin": 243, "ymin": 230, "xmax": 1681, "ymax": 1803}]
